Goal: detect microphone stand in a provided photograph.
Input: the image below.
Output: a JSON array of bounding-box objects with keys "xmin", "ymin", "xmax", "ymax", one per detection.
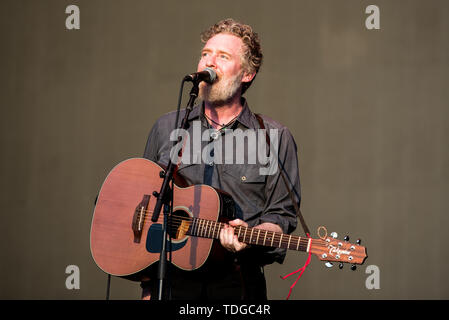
[{"xmin": 151, "ymin": 80, "xmax": 200, "ymax": 300}]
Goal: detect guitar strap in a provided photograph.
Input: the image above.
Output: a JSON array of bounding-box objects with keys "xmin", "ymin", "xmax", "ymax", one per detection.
[{"xmin": 255, "ymin": 114, "xmax": 311, "ymax": 237}]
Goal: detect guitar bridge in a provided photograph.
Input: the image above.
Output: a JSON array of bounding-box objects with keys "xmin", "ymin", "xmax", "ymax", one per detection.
[{"xmin": 132, "ymin": 194, "xmax": 150, "ymax": 243}]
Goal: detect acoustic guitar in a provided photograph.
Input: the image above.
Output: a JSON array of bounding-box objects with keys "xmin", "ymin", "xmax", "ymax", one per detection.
[{"xmin": 90, "ymin": 158, "xmax": 367, "ymax": 279}]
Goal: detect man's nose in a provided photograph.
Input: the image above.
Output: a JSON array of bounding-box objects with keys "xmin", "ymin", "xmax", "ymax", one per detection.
[{"xmin": 205, "ymin": 54, "xmax": 216, "ymax": 68}]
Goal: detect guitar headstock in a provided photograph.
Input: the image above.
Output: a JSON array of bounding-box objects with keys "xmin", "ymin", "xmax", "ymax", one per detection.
[{"xmin": 309, "ymin": 227, "xmax": 367, "ymax": 270}]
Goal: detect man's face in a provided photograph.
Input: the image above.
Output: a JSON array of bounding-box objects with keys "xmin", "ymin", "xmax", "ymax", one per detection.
[{"xmin": 197, "ymin": 33, "xmax": 252, "ymax": 105}]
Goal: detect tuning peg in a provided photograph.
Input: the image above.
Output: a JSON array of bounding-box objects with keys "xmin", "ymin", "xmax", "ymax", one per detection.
[
  {"xmin": 330, "ymin": 232, "xmax": 338, "ymax": 239},
  {"xmin": 339, "ymin": 263, "xmax": 344, "ymax": 269},
  {"xmin": 344, "ymin": 235, "xmax": 350, "ymax": 241},
  {"xmin": 350, "ymin": 264, "xmax": 357, "ymax": 271},
  {"xmin": 356, "ymin": 239, "xmax": 362, "ymax": 245},
  {"xmin": 325, "ymin": 262, "xmax": 334, "ymax": 268}
]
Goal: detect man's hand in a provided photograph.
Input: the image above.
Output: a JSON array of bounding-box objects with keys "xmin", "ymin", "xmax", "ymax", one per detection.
[
  {"xmin": 219, "ymin": 219, "xmax": 283, "ymax": 253},
  {"xmin": 219, "ymin": 219, "xmax": 249, "ymax": 252}
]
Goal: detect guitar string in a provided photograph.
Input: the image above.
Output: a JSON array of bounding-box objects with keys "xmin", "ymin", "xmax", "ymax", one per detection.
[
  {"xmin": 130, "ymin": 210, "xmax": 363, "ymax": 251},
  {"xmin": 128, "ymin": 213, "xmax": 339, "ymax": 250},
  {"xmin": 136, "ymin": 215, "xmax": 362, "ymax": 260},
  {"xmin": 130, "ymin": 211, "xmax": 350, "ymax": 250},
  {"xmin": 134, "ymin": 209, "xmax": 339, "ymax": 248},
  {"xmin": 134, "ymin": 213, "xmax": 309, "ymax": 244},
  {"xmin": 173, "ymin": 219, "xmax": 315, "ymax": 248},
  {"xmin": 134, "ymin": 209, "xmax": 322, "ymax": 245},
  {"xmin": 136, "ymin": 217, "xmax": 326, "ymax": 248}
]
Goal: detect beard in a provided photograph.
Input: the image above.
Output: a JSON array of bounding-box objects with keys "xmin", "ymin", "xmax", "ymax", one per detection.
[{"xmin": 199, "ymin": 71, "xmax": 243, "ymax": 106}]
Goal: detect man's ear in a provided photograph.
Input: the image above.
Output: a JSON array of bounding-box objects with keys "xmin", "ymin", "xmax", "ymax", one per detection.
[{"xmin": 242, "ymin": 71, "xmax": 256, "ymax": 84}]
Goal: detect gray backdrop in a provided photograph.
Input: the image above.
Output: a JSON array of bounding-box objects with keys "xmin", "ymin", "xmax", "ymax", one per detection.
[{"xmin": 1, "ymin": 0, "xmax": 448, "ymax": 299}]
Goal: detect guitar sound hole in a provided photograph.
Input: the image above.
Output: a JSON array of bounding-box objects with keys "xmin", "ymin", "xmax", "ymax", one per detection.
[{"xmin": 168, "ymin": 210, "xmax": 191, "ymax": 240}]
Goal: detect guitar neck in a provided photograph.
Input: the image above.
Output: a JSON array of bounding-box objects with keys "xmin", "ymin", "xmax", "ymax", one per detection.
[{"xmin": 185, "ymin": 217, "xmax": 311, "ymax": 253}]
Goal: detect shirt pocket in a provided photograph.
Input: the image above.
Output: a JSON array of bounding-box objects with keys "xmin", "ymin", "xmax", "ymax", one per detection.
[
  {"xmin": 222, "ymin": 164, "xmax": 266, "ymax": 217},
  {"xmin": 222, "ymin": 164, "xmax": 266, "ymax": 184}
]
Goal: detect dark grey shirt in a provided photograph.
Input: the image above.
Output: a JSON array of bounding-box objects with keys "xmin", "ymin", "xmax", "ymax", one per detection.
[{"xmin": 143, "ymin": 99, "xmax": 300, "ymax": 265}]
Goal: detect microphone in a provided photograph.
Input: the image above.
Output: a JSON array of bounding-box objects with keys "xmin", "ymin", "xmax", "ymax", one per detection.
[{"xmin": 184, "ymin": 67, "xmax": 217, "ymax": 84}]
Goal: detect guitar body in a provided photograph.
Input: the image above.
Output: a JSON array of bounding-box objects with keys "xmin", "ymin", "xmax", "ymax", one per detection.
[{"xmin": 90, "ymin": 158, "xmax": 229, "ymax": 279}]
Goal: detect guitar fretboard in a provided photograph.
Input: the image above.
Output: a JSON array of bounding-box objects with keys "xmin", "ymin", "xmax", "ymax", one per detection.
[{"xmin": 185, "ymin": 217, "xmax": 310, "ymax": 252}]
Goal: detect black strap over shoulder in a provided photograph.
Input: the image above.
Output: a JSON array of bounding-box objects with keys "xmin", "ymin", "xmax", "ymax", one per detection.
[{"xmin": 255, "ymin": 113, "xmax": 311, "ymax": 236}]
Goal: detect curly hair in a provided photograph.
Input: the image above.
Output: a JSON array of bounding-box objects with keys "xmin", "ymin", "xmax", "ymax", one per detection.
[{"xmin": 200, "ymin": 18, "xmax": 263, "ymax": 94}]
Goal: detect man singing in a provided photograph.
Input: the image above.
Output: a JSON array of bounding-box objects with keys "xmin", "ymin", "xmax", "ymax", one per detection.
[{"xmin": 141, "ymin": 18, "xmax": 301, "ymax": 300}]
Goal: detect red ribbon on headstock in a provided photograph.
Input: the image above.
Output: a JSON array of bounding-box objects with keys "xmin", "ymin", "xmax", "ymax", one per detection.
[{"xmin": 280, "ymin": 233, "xmax": 312, "ymax": 300}]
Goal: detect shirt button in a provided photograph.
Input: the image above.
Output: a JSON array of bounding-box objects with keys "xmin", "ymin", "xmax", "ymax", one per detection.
[
  {"xmin": 210, "ymin": 131, "xmax": 219, "ymax": 140},
  {"xmin": 241, "ymin": 176, "xmax": 247, "ymax": 181}
]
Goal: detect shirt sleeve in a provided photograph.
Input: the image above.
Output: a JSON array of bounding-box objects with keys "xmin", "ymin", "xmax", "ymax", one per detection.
[
  {"xmin": 143, "ymin": 119, "xmax": 160, "ymax": 162},
  {"xmin": 255, "ymin": 126, "xmax": 301, "ymax": 265}
]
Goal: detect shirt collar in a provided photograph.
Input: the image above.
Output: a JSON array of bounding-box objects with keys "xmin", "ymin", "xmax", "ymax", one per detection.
[
  {"xmin": 189, "ymin": 98, "xmax": 258, "ymax": 129},
  {"xmin": 236, "ymin": 98, "xmax": 258, "ymax": 129}
]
